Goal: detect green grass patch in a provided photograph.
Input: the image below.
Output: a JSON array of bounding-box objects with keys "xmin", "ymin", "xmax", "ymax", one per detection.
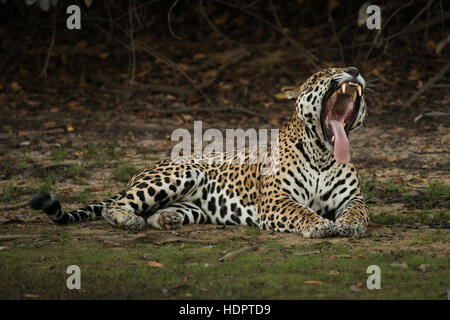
[
  {"xmin": 75, "ymin": 189, "xmax": 92, "ymax": 204},
  {"xmin": 361, "ymin": 177, "xmax": 409, "ymax": 203},
  {"xmin": 1, "ymin": 178, "xmax": 54, "ymax": 203},
  {"xmin": 371, "ymin": 209, "xmax": 449, "ymax": 228},
  {"xmin": 52, "ymin": 148, "xmax": 69, "ymax": 162},
  {"xmin": 113, "ymin": 161, "xmax": 138, "ymax": 183},
  {"xmin": 423, "ymin": 181, "xmax": 450, "ymax": 208},
  {"xmin": 0, "ymin": 236, "xmax": 448, "ymax": 299}
]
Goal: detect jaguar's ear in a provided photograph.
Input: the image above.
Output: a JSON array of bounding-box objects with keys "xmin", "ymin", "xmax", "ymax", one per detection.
[{"xmin": 282, "ymin": 87, "xmax": 301, "ymax": 100}]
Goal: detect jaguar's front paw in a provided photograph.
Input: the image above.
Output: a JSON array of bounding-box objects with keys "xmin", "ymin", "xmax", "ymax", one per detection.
[
  {"xmin": 302, "ymin": 219, "xmax": 336, "ymax": 238},
  {"xmin": 334, "ymin": 222, "xmax": 366, "ymax": 237}
]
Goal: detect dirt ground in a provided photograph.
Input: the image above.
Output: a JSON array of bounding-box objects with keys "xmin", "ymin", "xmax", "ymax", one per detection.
[{"xmin": 1, "ymin": 84, "xmax": 448, "ymax": 261}]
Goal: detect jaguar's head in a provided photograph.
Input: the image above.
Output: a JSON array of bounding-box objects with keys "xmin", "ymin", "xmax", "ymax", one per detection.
[{"xmin": 285, "ymin": 67, "xmax": 367, "ymax": 164}]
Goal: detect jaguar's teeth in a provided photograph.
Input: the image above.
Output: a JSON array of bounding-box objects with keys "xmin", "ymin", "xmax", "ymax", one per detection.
[
  {"xmin": 331, "ymin": 136, "xmax": 335, "ymax": 142},
  {"xmin": 341, "ymin": 83, "xmax": 347, "ymax": 94},
  {"xmin": 353, "ymin": 90, "xmax": 357, "ymax": 100},
  {"xmin": 357, "ymin": 84, "xmax": 362, "ymax": 96}
]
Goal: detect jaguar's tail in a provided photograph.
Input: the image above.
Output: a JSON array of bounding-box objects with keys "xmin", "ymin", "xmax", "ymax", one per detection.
[{"xmin": 29, "ymin": 192, "xmax": 120, "ymax": 225}]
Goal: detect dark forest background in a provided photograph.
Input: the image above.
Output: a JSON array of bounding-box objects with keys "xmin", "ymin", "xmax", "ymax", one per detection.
[{"xmin": 1, "ymin": 0, "xmax": 448, "ymax": 125}]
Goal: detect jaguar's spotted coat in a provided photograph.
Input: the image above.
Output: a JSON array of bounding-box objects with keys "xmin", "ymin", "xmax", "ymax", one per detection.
[{"xmin": 30, "ymin": 67, "xmax": 369, "ymax": 238}]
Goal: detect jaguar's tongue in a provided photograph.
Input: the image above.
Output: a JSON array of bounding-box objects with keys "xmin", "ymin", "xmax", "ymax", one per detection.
[{"xmin": 329, "ymin": 120, "xmax": 350, "ymax": 164}]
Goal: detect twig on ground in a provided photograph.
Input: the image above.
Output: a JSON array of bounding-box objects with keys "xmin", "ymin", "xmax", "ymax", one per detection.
[
  {"xmin": 295, "ymin": 250, "xmax": 321, "ymax": 256},
  {"xmin": 26, "ymin": 161, "xmax": 82, "ymax": 175},
  {"xmin": 134, "ymin": 232, "xmax": 220, "ymax": 245},
  {"xmin": 406, "ymin": 62, "xmax": 450, "ymax": 108},
  {"xmin": 218, "ymin": 244, "xmax": 260, "ymax": 262},
  {"xmin": 0, "ymin": 201, "xmax": 29, "ymax": 211},
  {"xmin": 0, "ymin": 235, "xmax": 43, "ymax": 242},
  {"xmin": 177, "ymin": 225, "xmax": 226, "ymax": 233},
  {"xmin": 414, "ymin": 111, "xmax": 450, "ymax": 122}
]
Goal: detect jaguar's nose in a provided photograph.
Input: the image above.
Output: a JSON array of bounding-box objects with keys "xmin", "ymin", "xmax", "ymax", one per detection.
[{"xmin": 345, "ymin": 67, "xmax": 360, "ymax": 78}]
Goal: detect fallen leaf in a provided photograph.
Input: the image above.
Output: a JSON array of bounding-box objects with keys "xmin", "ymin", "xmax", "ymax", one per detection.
[
  {"xmin": 42, "ymin": 265, "xmax": 55, "ymax": 270},
  {"xmin": 239, "ymin": 78, "xmax": 250, "ymax": 86},
  {"xmin": 66, "ymin": 125, "xmax": 75, "ymax": 132},
  {"xmin": 43, "ymin": 121, "xmax": 56, "ymax": 128},
  {"xmin": 147, "ymin": 261, "xmax": 163, "ymax": 268},
  {"xmin": 11, "ymin": 81, "xmax": 22, "ymax": 91},
  {"xmin": 329, "ymin": 270, "xmax": 340, "ymax": 276},
  {"xmin": 417, "ymin": 264, "xmax": 430, "ymax": 272},
  {"xmin": 390, "ymin": 262, "xmax": 408, "ymax": 270},
  {"xmin": 24, "ymin": 294, "xmax": 39, "ymax": 299},
  {"xmin": 193, "ymin": 53, "xmax": 206, "ymax": 60},
  {"xmin": 357, "ymin": 254, "xmax": 367, "ymax": 259},
  {"xmin": 25, "ymin": 100, "xmax": 39, "ymax": 106},
  {"xmin": 382, "ymin": 155, "xmax": 397, "ymax": 162},
  {"xmin": 98, "ymin": 52, "xmax": 110, "ymax": 59},
  {"xmin": 407, "ymin": 69, "xmax": 420, "ymax": 81},
  {"xmin": 263, "ymin": 102, "xmax": 273, "ymax": 108},
  {"xmin": 303, "ymin": 280, "xmax": 323, "ymax": 285},
  {"xmin": 177, "ymin": 63, "xmax": 190, "ymax": 71},
  {"xmin": 273, "ymin": 92, "xmax": 288, "ymax": 100},
  {"xmin": 60, "ymin": 188, "xmax": 73, "ymax": 195},
  {"xmin": 350, "ymin": 285, "xmax": 362, "ymax": 292},
  {"xmin": 419, "ymin": 144, "xmax": 431, "ymax": 151},
  {"xmin": 47, "ymin": 128, "xmax": 65, "ymax": 134},
  {"xmin": 329, "ymin": 254, "xmax": 352, "ymax": 262},
  {"xmin": 102, "ymin": 240, "xmax": 122, "ymax": 247}
]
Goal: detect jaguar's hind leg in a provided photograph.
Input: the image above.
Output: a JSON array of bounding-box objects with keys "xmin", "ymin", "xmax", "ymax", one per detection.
[
  {"xmin": 103, "ymin": 204, "xmax": 146, "ymax": 230},
  {"xmin": 147, "ymin": 201, "xmax": 207, "ymax": 230}
]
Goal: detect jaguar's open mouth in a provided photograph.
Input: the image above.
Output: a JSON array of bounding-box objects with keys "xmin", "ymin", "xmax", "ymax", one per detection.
[{"xmin": 321, "ymin": 81, "xmax": 362, "ymax": 164}]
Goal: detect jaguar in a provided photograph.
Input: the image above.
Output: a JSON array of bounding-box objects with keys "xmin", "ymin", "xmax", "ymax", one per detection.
[{"xmin": 30, "ymin": 67, "xmax": 369, "ymax": 238}]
